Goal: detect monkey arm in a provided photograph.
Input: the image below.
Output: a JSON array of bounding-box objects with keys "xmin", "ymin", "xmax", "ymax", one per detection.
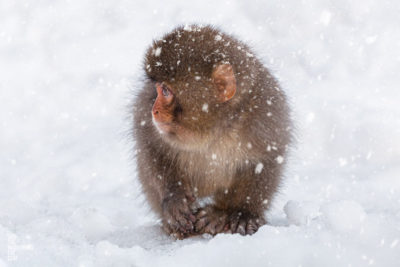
[
  {"xmin": 138, "ymin": 142, "xmax": 197, "ymax": 238},
  {"xmin": 158, "ymin": 164, "xmax": 198, "ymax": 238}
]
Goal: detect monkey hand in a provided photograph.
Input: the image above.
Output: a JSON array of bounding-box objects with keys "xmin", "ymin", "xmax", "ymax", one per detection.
[
  {"xmin": 161, "ymin": 193, "xmax": 197, "ymax": 239},
  {"xmin": 194, "ymin": 206, "xmax": 229, "ymax": 235}
]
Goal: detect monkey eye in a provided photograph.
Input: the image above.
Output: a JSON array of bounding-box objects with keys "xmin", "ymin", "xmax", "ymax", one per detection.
[
  {"xmin": 161, "ymin": 85, "xmax": 170, "ymax": 97},
  {"xmin": 156, "ymin": 82, "xmax": 173, "ymax": 101}
]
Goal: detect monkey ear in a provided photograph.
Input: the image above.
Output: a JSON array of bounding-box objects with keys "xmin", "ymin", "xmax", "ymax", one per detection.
[{"xmin": 212, "ymin": 63, "xmax": 237, "ymax": 102}]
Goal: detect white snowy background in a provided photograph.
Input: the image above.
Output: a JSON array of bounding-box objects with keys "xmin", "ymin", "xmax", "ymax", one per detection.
[{"xmin": 1, "ymin": 0, "xmax": 400, "ymax": 266}]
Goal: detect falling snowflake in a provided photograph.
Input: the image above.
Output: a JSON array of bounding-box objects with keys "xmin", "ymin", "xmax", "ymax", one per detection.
[
  {"xmin": 202, "ymin": 103, "xmax": 209, "ymax": 112},
  {"xmin": 255, "ymin": 163, "xmax": 264, "ymax": 174},
  {"xmin": 276, "ymin": 156, "xmax": 284, "ymax": 164}
]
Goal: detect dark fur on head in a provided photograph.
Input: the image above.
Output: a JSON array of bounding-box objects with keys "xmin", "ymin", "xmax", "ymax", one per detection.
[{"xmin": 145, "ymin": 25, "xmax": 254, "ymax": 82}]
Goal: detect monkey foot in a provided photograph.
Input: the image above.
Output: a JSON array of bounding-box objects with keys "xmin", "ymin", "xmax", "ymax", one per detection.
[
  {"xmin": 195, "ymin": 206, "xmax": 266, "ymax": 236},
  {"xmin": 161, "ymin": 194, "xmax": 197, "ymax": 239},
  {"xmin": 227, "ymin": 211, "xmax": 266, "ymax": 235}
]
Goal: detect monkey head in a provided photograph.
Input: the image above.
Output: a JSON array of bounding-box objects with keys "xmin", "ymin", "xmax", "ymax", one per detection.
[{"xmin": 144, "ymin": 26, "xmax": 243, "ymax": 151}]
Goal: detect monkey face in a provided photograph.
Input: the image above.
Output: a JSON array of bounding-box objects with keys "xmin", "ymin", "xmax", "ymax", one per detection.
[
  {"xmin": 151, "ymin": 79, "xmax": 215, "ymax": 150},
  {"xmin": 152, "ymin": 82, "xmax": 176, "ymax": 133},
  {"xmin": 144, "ymin": 26, "xmax": 243, "ymax": 151},
  {"xmin": 151, "ymin": 64, "xmax": 236, "ymax": 151}
]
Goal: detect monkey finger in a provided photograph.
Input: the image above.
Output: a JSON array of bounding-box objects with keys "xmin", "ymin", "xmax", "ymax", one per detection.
[
  {"xmin": 230, "ymin": 217, "xmax": 239, "ymax": 233},
  {"xmin": 175, "ymin": 215, "xmax": 193, "ymax": 232},
  {"xmin": 180, "ymin": 202, "xmax": 195, "ymax": 217},
  {"xmin": 204, "ymin": 219, "xmax": 226, "ymax": 235},
  {"xmin": 203, "ymin": 222, "xmax": 217, "ymax": 235},
  {"xmin": 223, "ymin": 223, "xmax": 231, "ymax": 233},
  {"xmin": 170, "ymin": 221, "xmax": 184, "ymax": 234},
  {"xmin": 195, "ymin": 209, "xmax": 208, "ymax": 218},
  {"xmin": 184, "ymin": 220, "xmax": 194, "ymax": 232},
  {"xmin": 195, "ymin": 217, "xmax": 209, "ymax": 232},
  {"xmin": 215, "ymin": 221, "xmax": 227, "ymax": 234},
  {"xmin": 180, "ymin": 208, "xmax": 197, "ymax": 226},
  {"xmin": 245, "ymin": 219, "xmax": 258, "ymax": 235},
  {"xmin": 187, "ymin": 213, "xmax": 196, "ymax": 223},
  {"xmin": 236, "ymin": 219, "xmax": 247, "ymax": 235},
  {"xmin": 172, "ymin": 206, "xmax": 191, "ymax": 223}
]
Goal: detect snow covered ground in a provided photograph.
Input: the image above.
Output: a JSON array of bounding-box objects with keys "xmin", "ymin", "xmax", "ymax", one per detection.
[{"xmin": 1, "ymin": 0, "xmax": 400, "ymax": 266}]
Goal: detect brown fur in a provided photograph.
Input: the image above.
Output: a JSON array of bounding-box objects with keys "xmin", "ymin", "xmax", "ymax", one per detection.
[{"xmin": 132, "ymin": 25, "xmax": 292, "ymax": 238}]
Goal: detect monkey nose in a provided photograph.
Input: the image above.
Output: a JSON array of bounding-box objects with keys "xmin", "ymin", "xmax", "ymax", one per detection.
[
  {"xmin": 152, "ymin": 105, "xmax": 162, "ymax": 120},
  {"xmin": 152, "ymin": 109, "xmax": 159, "ymax": 117}
]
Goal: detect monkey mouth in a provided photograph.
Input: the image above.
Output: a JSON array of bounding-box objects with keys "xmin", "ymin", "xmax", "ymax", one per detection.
[
  {"xmin": 152, "ymin": 117, "xmax": 173, "ymax": 135},
  {"xmin": 152, "ymin": 118, "xmax": 199, "ymax": 149}
]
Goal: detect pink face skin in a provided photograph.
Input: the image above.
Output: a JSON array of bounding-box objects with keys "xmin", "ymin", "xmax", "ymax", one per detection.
[{"xmin": 152, "ymin": 83, "xmax": 175, "ymax": 134}]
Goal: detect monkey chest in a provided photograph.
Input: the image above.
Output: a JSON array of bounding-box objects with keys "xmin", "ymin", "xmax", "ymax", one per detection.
[{"xmin": 178, "ymin": 151, "xmax": 239, "ymax": 197}]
